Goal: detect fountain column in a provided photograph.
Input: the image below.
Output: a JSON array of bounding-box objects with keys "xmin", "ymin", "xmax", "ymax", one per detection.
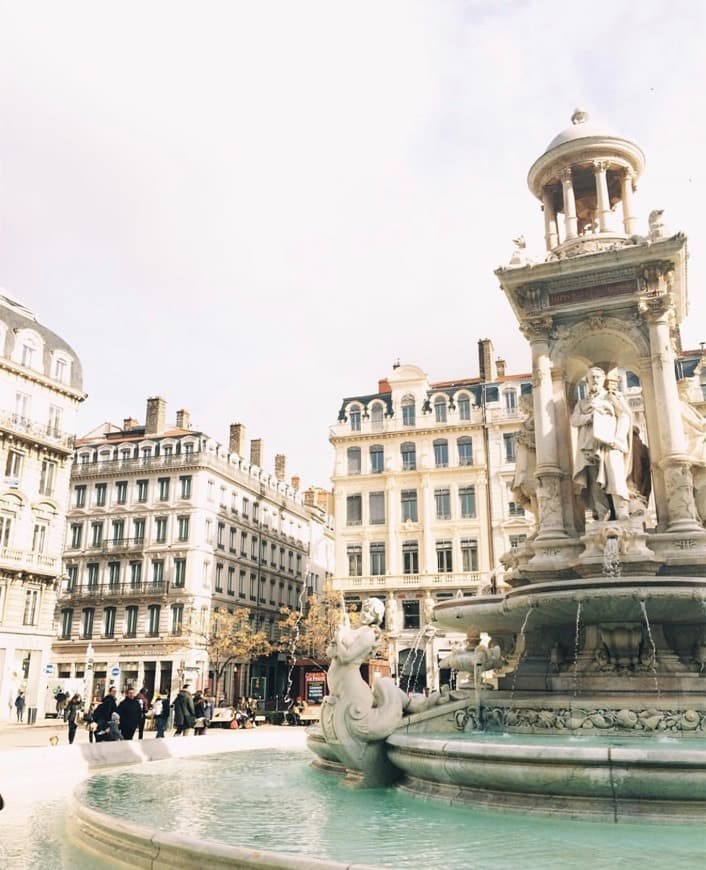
[
  {"xmin": 593, "ymin": 160, "xmax": 612, "ymax": 232},
  {"xmin": 620, "ymin": 168, "xmax": 638, "ymax": 235},
  {"xmin": 542, "ymin": 188, "xmax": 559, "ymax": 250},
  {"xmin": 560, "ymin": 168, "xmax": 578, "ymax": 240},
  {"xmin": 639, "ymin": 269, "xmax": 702, "ymax": 532}
]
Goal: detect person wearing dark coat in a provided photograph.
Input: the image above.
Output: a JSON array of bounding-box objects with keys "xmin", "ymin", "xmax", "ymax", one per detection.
[
  {"xmin": 66, "ymin": 694, "xmax": 83, "ymax": 744},
  {"xmin": 173, "ymin": 685, "xmax": 195, "ymax": 735},
  {"xmin": 92, "ymin": 686, "xmax": 119, "ymax": 735},
  {"xmin": 116, "ymin": 687, "xmax": 142, "ymax": 740}
]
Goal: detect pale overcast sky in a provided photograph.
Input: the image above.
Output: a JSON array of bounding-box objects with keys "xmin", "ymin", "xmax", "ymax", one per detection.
[{"xmin": 0, "ymin": 1, "xmax": 705, "ymax": 488}]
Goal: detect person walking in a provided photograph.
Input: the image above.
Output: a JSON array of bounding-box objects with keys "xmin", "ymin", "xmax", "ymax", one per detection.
[
  {"xmin": 66, "ymin": 694, "xmax": 83, "ymax": 744},
  {"xmin": 173, "ymin": 684, "xmax": 195, "ymax": 736},
  {"xmin": 152, "ymin": 692, "xmax": 170, "ymax": 739},
  {"xmin": 116, "ymin": 687, "xmax": 142, "ymax": 740},
  {"xmin": 193, "ymin": 692, "xmax": 208, "ymax": 735},
  {"xmin": 136, "ymin": 687, "xmax": 149, "ymax": 740},
  {"xmin": 14, "ymin": 691, "xmax": 26, "ymax": 723}
]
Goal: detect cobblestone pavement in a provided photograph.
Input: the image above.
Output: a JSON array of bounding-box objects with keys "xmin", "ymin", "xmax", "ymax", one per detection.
[{"xmin": 0, "ymin": 715, "xmax": 164, "ymax": 749}]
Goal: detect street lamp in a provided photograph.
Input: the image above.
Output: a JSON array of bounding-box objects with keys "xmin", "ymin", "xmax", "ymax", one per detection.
[{"xmin": 84, "ymin": 643, "xmax": 95, "ymax": 703}]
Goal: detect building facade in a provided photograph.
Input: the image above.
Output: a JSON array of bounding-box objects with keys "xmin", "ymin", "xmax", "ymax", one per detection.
[
  {"xmin": 0, "ymin": 295, "xmax": 85, "ymax": 720},
  {"xmin": 53, "ymin": 399, "xmax": 334, "ymax": 705},
  {"xmin": 329, "ymin": 341, "xmax": 534, "ymax": 692}
]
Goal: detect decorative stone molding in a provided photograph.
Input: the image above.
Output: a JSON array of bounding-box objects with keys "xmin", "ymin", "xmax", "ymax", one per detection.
[
  {"xmin": 477, "ymin": 705, "xmax": 705, "ymax": 734},
  {"xmin": 663, "ymin": 462, "xmax": 699, "ymax": 526},
  {"xmin": 549, "ymin": 313, "xmax": 650, "ymax": 361},
  {"xmin": 520, "ymin": 315, "xmax": 554, "ymax": 343}
]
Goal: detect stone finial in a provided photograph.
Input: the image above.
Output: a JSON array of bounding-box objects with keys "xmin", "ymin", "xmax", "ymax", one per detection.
[{"xmin": 571, "ymin": 108, "xmax": 589, "ymax": 126}]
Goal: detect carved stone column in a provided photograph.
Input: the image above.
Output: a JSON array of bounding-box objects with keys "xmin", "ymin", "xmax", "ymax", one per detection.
[
  {"xmin": 560, "ymin": 168, "xmax": 578, "ymax": 240},
  {"xmin": 620, "ymin": 168, "xmax": 637, "ymax": 235},
  {"xmin": 593, "ymin": 160, "xmax": 611, "ymax": 232},
  {"xmin": 639, "ymin": 268, "xmax": 702, "ymax": 532},
  {"xmin": 542, "ymin": 188, "xmax": 559, "ymax": 250}
]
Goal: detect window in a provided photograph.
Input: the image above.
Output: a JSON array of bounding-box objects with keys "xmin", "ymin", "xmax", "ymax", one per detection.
[
  {"xmin": 142, "ymin": 446, "xmax": 152, "ymax": 459},
  {"xmin": 23, "ymin": 589, "xmax": 39, "ymax": 625},
  {"xmin": 241, "ymin": 531, "xmax": 248, "ymax": 555},
  {"xmin": 205, "ymin": 519, "xmax": 213, "ymax": 543},
  {"xmin": 87, "ymin": 563, "xmax": 99, "ymax": 587},
  {"xmin": 155, "ymin": 517, "xmax": 167, "ymax": 543},
  {"xmin": 510, "ymin": 534, "xmax": 528, "ymax": 550},
  {"xmin": 402, "ymin": 396, "xmax": 416, "ymax": 426},
  {"xmin": 103, "ymin": 607, "xmax": 116, "ymax": 638},
  {"xmin": 433, "ymin": 439, "xmax": 449, "ymax": 468},
  {"xmin": 250, "ymin": 536, "xmax": 258, "ymax": 559},
  {"xmin": 171, "ymin": 603, "xmax": 184, "ymax": 635},
  {"xmin": 461, "ymin": 538, "xmax": 479, "ymax": 572},
  {"xmin": 370, "ymin": 403, "xmax": 384, "ymax": 430},
  {"xmin": 402, "ymin": 541, "xmax": 419, "ymax": 574},
  {"xmin": 125, "ymin": 606, "xmax": 138, "ymax": 637},
  {"xmin": 242, "ymin": 498, "xmax": 249, "ymax": 519},
  {"xmin": 369, "ymin": 444, "xmax": 384, "ymax": 474},
  {"xmin": 401, "ymin": 442, "xmax": 416, "ymax": 471},
  {"xmin": 370, "ymin": 542, "xmax": 386, "ymax": 576},
  {"xmin": 215, "ymin": 563, "xmax": 224, "ymax": 592},
  {"xmin": 5, "ymin": 449, "xmax": 23, "ymax": 479},
  {"xmin": 253, "ymin": 502, "xmax": 259, "ymax": 523},
  {"xmin": 30, "ymin": 523, "xmax": 45, "ymax": 554},
  {"xmin": 184, "ymin": 442, "xmax": 194, "ymax": 455},
  {"xmin": 70, "ymin": 523, "xmax": 83, "ymax": 549},
  {"xmin": 90, "ymin": 522, "xmax": 104, "ymax": 547},
  {"xmin": 54, "ymin": 357, "xmax": 68, "ymax": 382},
  {"xmin": 434, "ymin": 397, "xmax": 447, "ymax": 423},
  {"xmin": 60, "ymin": 608, "xmax": 73, "ymax": 639},
  {"xmin": 459, "ymin": 486, "xmax": 477, "ymax": 518},
  {"xmin": 457, "ymin": 394, "xmax": 471, "ymax": 420},
  {"xmin": 75, "ymin": 485, "xmax": 86, "ymax": 508},
  {"xmin": 401, "ymin": 489, "xmax": 418, "ymax": 522},
  {"xmin": 130, "ymin": 561, "xmax": 142, "ymax": 587},
  {"xmin": 435, "ymin": 488, "xmax": 451, "ymax": 520},
  {"xmin": 349, "ymin": 406, "xmax": 361, "ymax": 431},
  {"xmin": 458, "ymin": 437, "xmax": 473, "ymax": 466},
  {"xmin": 347, "ymin": 447, "xmax": 361, "ymax": 475},
  {"xmin": 116, "ymin": 481, "xmax": 128, "ymax": 504},
  {"xmin": 180, "ymin": 475, "xmax": 192, "ymax": 499},
  {"xmin": 108, "ymin": 561, "xmax": 120, "ymax": 588},
  {"xmin": 21, "ymin": 343, "xmax": 35, "ymax": 367},
  {"xmin": 346, "ymin": 494, "xmax": 362, "ymax": 526},
  {"xmin": 178, "ymin": 516, "xmax": 190, "ymax": 542},
  {"xmin": 369, "ymin": 491, "xmax": 385, "ymax": 525},
  {"xmin": 147, "ymin": 604, "xmax": 161, "ymax": 637},
  {"xmin": 347, "ymin": 545, "xmax": 362, "ymax": 576},
  {"xmin": 217, "ymin": 522, "xmax": 225, "ymax": 548},
  {"xmin": 505, "ymin": 390, "xmax": 517, "ymax": 412},
  {"xmin": 66, "ymin": 565, "xmax": 78, "ymax": 590},
  {"xmin": 133, "ymin": 518, "xmax": 145, "ymax": 543},
  {"xmin": 270, "ymin": 542, "xmax": 277, "ymax": 565},
  {"xmin": 14, "ymin": 391, "xmax": 30, "ymax": 423},
  {"xmin": 39, "ymin": 460, "xmax": 56, "ymax": 496},
  {"xmin": 503, "ymin": 432, "xmax": 517, "ymax": 462},
  {"xmin": 508, "ymin": 501, "xmax": 525, "ymax": 517},
  {"xmin": 158, "ymin": 478, "xmax": 170, "ymax": 501},
  {"xmin": 48, "ymin": 405, "xmax": 62, "ymax": 437},
  {"xmin": 232, "ymin": 528, "xmax": 239, "ymax": 553},
  {"xmin": 250, "ymin": 573, "xmax": 257, "ymax": 600},
  {"xmin": 403, "ymin": 600, "xmax": 420, "ymax": 630},
  {"xmin": 136, "ymin": 480, "xmax": 148, "ymax": 502},
  {"xmin": 436, "ymin": 541, "xmax": 453, "ymax": 573},
  {"xmin": 239, "ymin": 570, "xmax": 246, "ymax": 597},
  {"xmin": 82, "ymin": 607, "xmax": 94, "ymax": 639},
  {"xmin": 227, "ymin": 566, "xmax": 235, "ymax": 595},
  {"xmin": 152, "ymin": 560, "xmax": 164, "ymax": 584},
  {"xmin": 174, "ymin": 558, "xmax": 186, "ymax": 588},
  {"xmin": 95, "ymin": 483, "xmax": 107, "ymax": 506}
]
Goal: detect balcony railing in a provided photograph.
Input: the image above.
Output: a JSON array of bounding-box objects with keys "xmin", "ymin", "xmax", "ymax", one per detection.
[
  {"xmin": 330, "ymin": 571, "xmax": 487, "ymax": 592},
  {"xmin": 0, "ymin": 411, "xmax": 74, "ymax": 451},
  {"xmin": 59, "ymin": 580, "xmax": 168, "ymax": 599},
  {"xmin": 0, "ymin": 547, "xmax": 59, "ymax": 573}
]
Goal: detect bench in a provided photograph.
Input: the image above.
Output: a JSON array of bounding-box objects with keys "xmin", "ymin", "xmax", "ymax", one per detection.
[{"xmin": 298, "ymin": 706, "xmax": 321, "ymax": 726}]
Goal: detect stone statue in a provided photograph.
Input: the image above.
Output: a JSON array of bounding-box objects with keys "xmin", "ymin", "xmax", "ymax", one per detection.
[
  {"xmin": 511, "ymin": 393, "xmax": 538, "ymax": 528},
  {"xmin": 422, "ymin": 591, "xmax": 435, "ymax": 625},
  {"xmin": 571, "ymin": 366, "xmax": 632, "ymax": 521},
  {"xmin": 384, "ymin": 594, "xmax": 399, "ymax": 633},
  {"xmin": 648, "ymin": 208, "xmax": 665, "ymax": 241},
  {"xmin": 677, "ymin": 377, "xmax": 706, "ymax": 522},
  {"xmin": 627, "ymin": 425, "xmax": 651, "ymax": 511},
  {"xmin": 438, "ymin": 643, "xmax": 503, "ymax": 680}
]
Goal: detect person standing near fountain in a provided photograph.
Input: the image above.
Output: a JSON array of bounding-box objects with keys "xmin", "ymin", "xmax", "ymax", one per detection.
[{"xmin": 571, "ymin": 366, "xmax": 632, "ymax": 521}]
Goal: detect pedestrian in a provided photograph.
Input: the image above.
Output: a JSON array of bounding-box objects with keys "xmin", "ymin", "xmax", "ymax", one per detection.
[
  {"xmin": 116, "ymin": 687, "xmax": 142, "ymax": 740},
  {"xmin": 54, "ymin": 689, "xmax": 67, "ymax": 718},
  {"xmin": 66, "ymin": 694, "xmax": 83, "ymax": 744},
  {"xmin": 193, "ymin": 692, "xmax": 208, "ymax": 735},
  {"xmin": 84, "ymin": 697, "xmax": 100, "ymax": 743},
  {"xmin": 152, "ymin": 692, "xmax": 170, "ymax": 739},
  {"xmin": 136, "ymin": 687, "xmax": 149, "ymax": 739},
  {"xmin": 14, "ymin": 690, "xmax": 25, "ymax": 723},
  {"xmin": 95, "ymin": 711, "xmax": 122, "ymax": 742},
  {"xmin": 173, "ymin": 684, "xmax": 195, "ymax": 736}
]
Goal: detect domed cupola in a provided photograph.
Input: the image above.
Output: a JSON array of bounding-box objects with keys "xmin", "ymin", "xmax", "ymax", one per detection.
[{"xmin": 527, "ymin": 109, "xmax": 645, "ymax": 258}]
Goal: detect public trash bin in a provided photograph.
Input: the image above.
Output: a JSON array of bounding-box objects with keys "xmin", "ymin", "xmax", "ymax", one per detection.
[{"xmin": 27, "ymin": 707, "xmax": 37, "ymax": 725}]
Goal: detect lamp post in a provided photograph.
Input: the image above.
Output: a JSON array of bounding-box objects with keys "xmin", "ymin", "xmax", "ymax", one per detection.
[{"xmin": 84, "ymin": 643, "xmax": 95, "ymax": 704}]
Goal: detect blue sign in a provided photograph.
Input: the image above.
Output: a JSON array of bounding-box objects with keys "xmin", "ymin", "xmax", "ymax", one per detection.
[
  {"xmin": 110, "ymin": 666, "xmax": 121, "ymax": 677},
  {"xmin": 45, "ymin": 663, "xmax": 54, "ymax": 675}
]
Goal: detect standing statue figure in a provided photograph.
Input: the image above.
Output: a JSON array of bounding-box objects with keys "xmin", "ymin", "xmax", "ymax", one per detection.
[
  {"xmin": 511, "ymin": 393, "xmax": 538, "ymax": 529},
  {"xmin": 571, "ymin": 366, "xmax": 632, "ymax": 521},
  {"xmin": 677, "ymin": 377, "xmax": 706, "ymax": 523}
]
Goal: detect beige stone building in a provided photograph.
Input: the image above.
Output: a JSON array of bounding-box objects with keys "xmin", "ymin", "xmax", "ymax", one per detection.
[
  {"xmin": 53, "ymin": 399, "xmax": 334, "ymax": 704},
  {"xmin": 0, "ymin": 295, "xmax": 85, "ymax": 720},
  {"xmin": 329, "ymin": 342, "xmax": 534, "ymax": 692}
]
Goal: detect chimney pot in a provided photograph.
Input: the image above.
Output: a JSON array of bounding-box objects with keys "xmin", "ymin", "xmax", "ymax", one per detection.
[
  {"xmin": 229, "ymin": 423, "xmax": 246, "ymax": 456},
  {"xmin": 145, "ymin": 397, "xmax": 167, "ymax": 436},
  {"xmin": 175, "ymin": 409, "xmax": 191, "ymax": 430},
  {"xmin": 250, "ymin": 438, "xmax": 263, "ymax": 468}
]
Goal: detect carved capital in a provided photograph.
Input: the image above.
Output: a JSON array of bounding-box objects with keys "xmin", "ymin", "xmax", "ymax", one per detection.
[
  {"xmin": 638, "ymin": 261, "xmax": 674, "ymax": 295},
  {"xmin": 521, "ymin": 314, "xmax": 554, "ymax": 343},
  {"xmin": 592, "ymin": 159, "xmax": 608, "ymax": 174},
  {"xmin": 560, "ymin": 167, "xmax": 573, "ymax": 184}
]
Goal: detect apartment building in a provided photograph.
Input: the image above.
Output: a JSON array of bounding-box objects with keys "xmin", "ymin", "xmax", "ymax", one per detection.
[
  {"xmin": 54, "ymin": 398, "xmax": 334, "ymax": 704},
  {"xmin": 0, "ymin": 295, "xmax": 85, "ymax": 719},
  {"xmin": 329, "ymin": 340, "xmax": 534, "ymax": 692}
]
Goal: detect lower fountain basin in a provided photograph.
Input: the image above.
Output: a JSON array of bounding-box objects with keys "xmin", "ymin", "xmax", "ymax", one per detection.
[{"xmin": 386, "ymin": 731, "xmax": 706, "ymax": 822}]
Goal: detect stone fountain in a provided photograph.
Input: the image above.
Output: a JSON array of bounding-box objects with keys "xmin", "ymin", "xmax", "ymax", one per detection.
[{"xmin": 309, "ymin": 111, "xmax": 706, "ymax": 822}]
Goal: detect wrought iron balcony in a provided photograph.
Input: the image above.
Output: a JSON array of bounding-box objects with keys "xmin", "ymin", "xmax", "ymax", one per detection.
[{"xmin": 59, "ymin": 580, "xmax": 169, "ymax": 599}]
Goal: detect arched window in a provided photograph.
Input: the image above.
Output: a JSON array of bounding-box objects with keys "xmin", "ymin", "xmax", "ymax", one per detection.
[
  {"xmin": 13, "ymin": 329, "xmax": 44, "ymax": 372},
  {"xmin": 400, "ymin": 442, "xmax": 416, "ymax": 471},
  {"xmin": 369, "ymin": 444, "xmax": 384, "ymax": 474},
  {"xmin": 456, "ymin": 393, "xmax": 471, "ymax": 420},
  {"xmin": 349, "ymin": 404, "xmax": 362, "ymax": 432},
  {"xmin": 370, "ymin": 402, "xmax": 384, "ymax": 430},
  {"xmin": 457, "ymin": 436, "xmax": 473, "ymax": 466},
  {"xmin": 433, "ymin": 439, "xmax": 448, "ymax": 468},
  {"xmin": 347, "ymin": 447, "xmax": 361, "ymax": 475},
  {"xmin": 434, "ymin": 396, "xmax": 447, "ymax": 423},
  {"xmin": 401, "ymin": 395, "xmax": 416, "ymax": 427}
]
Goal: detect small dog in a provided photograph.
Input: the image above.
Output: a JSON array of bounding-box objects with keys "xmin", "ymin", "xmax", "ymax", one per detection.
[{"xmin": 49, "ymin": 735, "xmax": 59, "ymax": 746}]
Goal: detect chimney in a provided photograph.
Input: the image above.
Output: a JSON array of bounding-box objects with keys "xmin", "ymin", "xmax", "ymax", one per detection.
[
  {"xmin": 291, "ymin": 475, "xmax": 301, "ymax": 491},
  {"xmin": 250, "ymin": 438, "xmax": 263, "ymax": 468},
  {"xmin": 378, "ymin": 378, "xmax": 391, "ymax": 394},
  {"xmin": 145, "ymin": 397, "xmax": 166, "ymax": 436},
  {"xmin": 275, "ymin": 454, "xmax": 286, "ymax": 481},
  {"xmin": 175, "ymin": 409, "xmax": 191, "ymax": 430},
  {"xmin": 123, "ymin": 417, "xmax": 139, "ymax": 431},
  {"xmin": 496, "ymin": 358, "xmax": 506, "ymax": 378},
  {"xmin": 229, "ymin": 423, "xmax": 246, "ymax": 456},
  {"xmin": 478, "ymin": 339, "xmax": 496, "ymax": 383}
]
